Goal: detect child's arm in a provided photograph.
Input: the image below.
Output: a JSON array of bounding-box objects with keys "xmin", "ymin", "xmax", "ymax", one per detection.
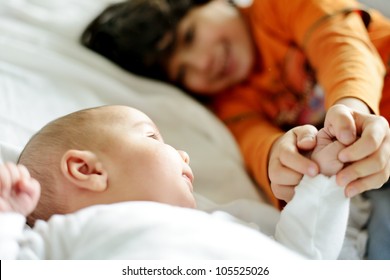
[
  {"xmin": 268, "ymin": 0, "xmax": 389, "ymax": 204},
  {"xmin": 0, "ymin": 163, "xmax": 40, "ymax": 216}
]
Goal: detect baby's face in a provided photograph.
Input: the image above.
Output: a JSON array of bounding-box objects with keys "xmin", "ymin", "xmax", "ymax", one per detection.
[
  {"xmin": 96, "ymin": 106, "xmax": 196, "ymax": 208},
  {"xmin": 167, "ymin": 0, "xmax": 255, "ymax": 95}
]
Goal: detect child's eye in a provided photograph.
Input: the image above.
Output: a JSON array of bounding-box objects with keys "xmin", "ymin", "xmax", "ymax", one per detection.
[
  {"xmin": 184, "ymin": 25, "xmax": 195, "ymax": 45},
  {"xmin": 175, "ymin": 25, "xmax": 194, "ymax": 85}
]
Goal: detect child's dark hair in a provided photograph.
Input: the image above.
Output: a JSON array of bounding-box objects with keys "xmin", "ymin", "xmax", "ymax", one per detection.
[{"xmin": 81, "ymin": 0, "xmax": 210, "ymax": 83}]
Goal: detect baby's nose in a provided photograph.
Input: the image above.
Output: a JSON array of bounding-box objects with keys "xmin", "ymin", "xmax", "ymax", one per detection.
[{"xmin": 178, "ymin": 150, "xmax": 190, "ymax": 164}]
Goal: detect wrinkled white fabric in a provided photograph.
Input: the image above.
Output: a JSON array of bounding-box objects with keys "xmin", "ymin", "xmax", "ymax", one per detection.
[
  {"xmin": 0, "ymin": 202, "xmax": 303, "ymax": 260},
  {"xmin": 0, "ymin": 175, "xmax": 349, "ymax": 260},
  {"xmin": 275, "ymin": 175, "xmax": 350, "ymax": 259}
]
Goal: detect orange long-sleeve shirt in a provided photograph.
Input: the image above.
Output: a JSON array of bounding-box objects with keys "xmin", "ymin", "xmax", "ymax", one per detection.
[{"xmin": 211, "ymin": 0, "xmax": 390, "ymax": 208}]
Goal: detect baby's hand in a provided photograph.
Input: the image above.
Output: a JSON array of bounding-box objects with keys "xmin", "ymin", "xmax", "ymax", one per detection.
[
  {"xmin": 0, "ymin": 163, "xmax": 40, "ymax": 216},
  {"xmin": 311, "ymin": 129, "xmax": 346, "ymax": 176}
]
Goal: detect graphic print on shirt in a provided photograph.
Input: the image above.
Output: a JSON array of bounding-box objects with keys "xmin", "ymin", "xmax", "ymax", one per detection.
[{"xmin": 261, "ymin": 46, "xmax": 326, "ymax": 130}]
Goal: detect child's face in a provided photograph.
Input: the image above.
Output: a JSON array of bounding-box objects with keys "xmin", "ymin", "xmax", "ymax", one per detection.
[
  {"xmin": 167, "ymin": 0, "xmax": 255, "ymax": 95},
  {"xmin": 97, "ymin": 106, "xmax": 196, "ymax": 209}
]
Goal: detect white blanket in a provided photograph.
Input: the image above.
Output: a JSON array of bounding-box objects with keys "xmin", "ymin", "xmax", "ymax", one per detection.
[
  {"xmin": 0, "ymin": 174, "xmax": 352, "ymax": 260},
  {"xmin": 0, "ymin": 202, "xmax": 302, "ymax": 260}
]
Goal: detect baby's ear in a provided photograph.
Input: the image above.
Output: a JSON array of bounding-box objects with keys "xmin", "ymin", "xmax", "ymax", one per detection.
[{"xmin": 61, "ymin": 150, "xmax": 108, "ymax": 192}]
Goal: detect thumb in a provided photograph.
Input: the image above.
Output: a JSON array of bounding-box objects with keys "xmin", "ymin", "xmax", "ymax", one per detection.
[
  {"xmin": 294, "ymin": 124, "xmax": 318, "ymax": 150},
  {"xmin": 324, "ymin": 105, "xmax": 357, "ymax": 145}
]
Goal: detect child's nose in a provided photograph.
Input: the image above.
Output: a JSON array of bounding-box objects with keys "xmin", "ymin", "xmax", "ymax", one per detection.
[
  {"xmin": 178, "ymin": 150, "xmax": 190, "ymax": 164},
  {"xmin": 183, "ymin": 48, "xmax": 211, "ymax": 73},
  {"xmin": 192, "ymin": 53, "xmax": 210, "ymax": 72}
]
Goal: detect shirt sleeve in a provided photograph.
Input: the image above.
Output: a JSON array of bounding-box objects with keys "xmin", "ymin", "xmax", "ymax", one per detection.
[
  {"xmin": 280, "ymin": 0, "xmax": 385, "ymax": 113},
  {"xmin": 304, "ymin": 11, "xmax": 384, "ymax": 113},
  {"xmin": 274, "ymin": 174, "xmax": 350, "ymax": 259},
  {"xmin": 0, "ymin": 213, "xmax": 27, "ymax": 259},
  {"xmin": 212, "ymin": 87, "xmax": 284, "ymax": 208}
]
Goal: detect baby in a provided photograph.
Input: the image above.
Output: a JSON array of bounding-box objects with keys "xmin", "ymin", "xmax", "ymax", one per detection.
[
  {"xmin": 17, "ymin": 105, "xmax": 196, "ymax": 226},
  {"xmin": 0, "ymin": 105, "xmax": 349, "ymax": 259}
]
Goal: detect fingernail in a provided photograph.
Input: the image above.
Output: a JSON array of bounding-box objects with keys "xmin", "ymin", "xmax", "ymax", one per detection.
[
  {"xmin": 338, "ymin": 175, "xmax": 348, "ymax": 187},
  {"xmin": 338, "ymin": 152, "xmax": 348, "ymax": 163},
  {"xmin": 301, "ymin": 136, "xmax": 314, "ymax": 143},
  {"xmin": 340, "ymin": 130, "xmax": 354, "ymax": 144},
  {"xmin": 347, "ymin": 187, "xmax": 359, "ymax": 198},
  {"xmin": 308, "ymin": 166, "xmax": 317, "ymax": 177}
]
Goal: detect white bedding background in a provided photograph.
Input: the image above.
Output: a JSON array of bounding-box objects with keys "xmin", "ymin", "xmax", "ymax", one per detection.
[{"xmin": 0, "ymin": 0, "xmax": 387, "ymax": 259}]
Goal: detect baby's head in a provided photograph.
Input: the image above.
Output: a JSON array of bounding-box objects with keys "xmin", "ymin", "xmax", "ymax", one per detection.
[
  {"xmin": 18, "ymin": 105, "xmax": 196, "ymax": 225},
  {"xmin": 81, "ymin": 0, "xmax": 255, "ymax": 95}
]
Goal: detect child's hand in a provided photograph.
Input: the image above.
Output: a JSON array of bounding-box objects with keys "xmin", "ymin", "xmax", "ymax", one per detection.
[
  {"xmin": 268, "ymin": 125, "xmax": 319, "ymax": 202},
  {"xmin": 0, "ymin": 163, "xmax": 40, "ymax": 216},
  {"xmin": 324, "ymin": 104, "xmax": 390, "ymax": 197},
  {"xmin": 311, "ymin": 128, "xmax": 346, "ymax": 177}
]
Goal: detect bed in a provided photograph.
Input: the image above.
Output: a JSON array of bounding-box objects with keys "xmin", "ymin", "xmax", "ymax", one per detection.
[{"xmin": 0, "ymin": 0, "xmax": 384, "ymax": 260}]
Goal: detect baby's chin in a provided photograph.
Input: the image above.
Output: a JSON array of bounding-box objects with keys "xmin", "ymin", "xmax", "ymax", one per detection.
[
  {"xmin": 183, "ymin": 198, "xmax": 197, "ymax": 209},
  {"xmin": 190, "ymin": 200, "xmax": 197, "ymax": 209},
  {"xmin": 170, "ymin": 197, "xmax": 197, "ymax": 209}
]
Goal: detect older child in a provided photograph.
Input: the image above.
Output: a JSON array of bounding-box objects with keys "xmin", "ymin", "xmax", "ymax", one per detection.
[
  {"xmin": 81, "ymin": 0, "xmax": 390, "ymax": 259},
  {"xmin": 1, "ymin": 105, "xmax": 349, "ymax": 259}
]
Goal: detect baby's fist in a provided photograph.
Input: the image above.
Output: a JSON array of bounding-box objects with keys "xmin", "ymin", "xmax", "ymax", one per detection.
[
  {"xmin": 311, "ymin": 129, "xmax": 346, "ymax": 176},
  {"xmin": 0, "ymin": 163, "xmax": 40, "ymax": 216}
]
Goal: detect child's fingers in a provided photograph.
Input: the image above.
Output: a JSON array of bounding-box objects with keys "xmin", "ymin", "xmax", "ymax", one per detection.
[
  {"xmin": 295, "ymin": 124, "xmax": 318, "ymax": 150},
  {"xmin": 270, "ymin": 183, "xmax": 295, "ymax": 203},
  {"xmin": 269, "ymin": 156, "xmax": 305, "ymax": 202},
  {"xmin": 269, "ymin": 125, "xmax": 319, "ymax": 202},
  {"xmin": 274, "ymin": 126, "xmax": 319, "ymax": 177},
  {"xmin": 279, "ymin": 151, "xmax": 312, "ymax": 175},
  {"xmin": 278, "ymin": 146, "xmax": 318, "ymax": 177},
  {"xmin": 339, "ymin": 133, "xmax": 384, "ymax": 163},
  {"xmin": 336, "ymin": 148, "xmax": 390, "ymax": 188},
  {"xmin": 338, "ymin": 115, "xmax": 389, "ymax": 163},
  {"xmin": 269, "ymin": 161, "xmax": 303, "ymax": 186},
  {"xmin": 324, "ymin": 105, "xmax": 357, "ymax": 145},
  {"xmin": 342, "ymin": 160, "xmax": 390, "ymax": 198}
]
